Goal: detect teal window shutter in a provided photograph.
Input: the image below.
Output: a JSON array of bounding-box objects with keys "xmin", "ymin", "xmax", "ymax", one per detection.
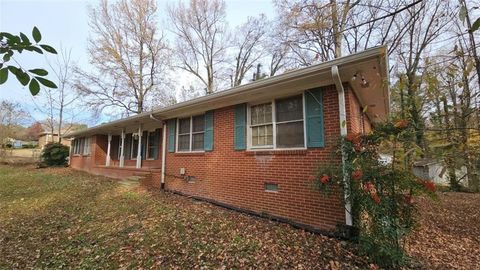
[
  {"xmin": 168, "ymin": 119, "xmax": 176, "ymax": 152},
  {"xmin": 204, "ymin": 111, "xmax": 214, "ymax": 151},
  {"xmin": 234, "ymin": 104, "xmax": 247, "ymax": 150},
  {"xmin": 305, "ymin": 89, "xmax": 325, "ymax": 147}
]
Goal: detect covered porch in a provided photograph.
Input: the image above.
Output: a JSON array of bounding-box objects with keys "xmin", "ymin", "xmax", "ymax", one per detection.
[{"xmin": 73, "ymin": 115, "xmax": 167, "ymax": 171}]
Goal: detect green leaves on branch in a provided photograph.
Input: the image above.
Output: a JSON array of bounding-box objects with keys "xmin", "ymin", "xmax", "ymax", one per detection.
[
  {"xmin": 29, "ymin": 69, "xmax": 48, "ymax": 76},
  {"xmin": 471, "ymin": 18, "xmax": 480, "ymax": 33},
  {"xmin": 29, "ymin": 78, "xmax": 40, "ymax": 95},
  {"xmin": 39, "ymin": 44, "xmax": 57, "ymax": 54},
  {"xmin": 32, "ymin": 26, "xmax": 41, "ymax": 43},
  {"xmin": 0, "ymin": 26, "xmax": 58, "ymax": 95},
  {"xmin": 459, "ymin": 4, "xmax": 480, "ymax": 33},
  {"xmin": 0, "ymin": 68, "xmax": 8, "ymax": 84},
  {"xmin": 36, "ymin": 77, "xmax": 57, "ymax": 88}
]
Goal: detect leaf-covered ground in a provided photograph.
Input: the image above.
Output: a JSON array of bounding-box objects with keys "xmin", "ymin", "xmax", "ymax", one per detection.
[
  {"xmin": 0, "ymin": 166, "xmax": 368, "ymax": 269},
  {"xmin": 406, "ymin": 192, "xmax": 480, "ymax": 270},
  {"xmin": 1, "ymin": 166, "xmax": 478, "ymax": 269}
]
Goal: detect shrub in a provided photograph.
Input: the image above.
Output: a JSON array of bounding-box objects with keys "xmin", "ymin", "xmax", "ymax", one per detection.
[
  {"xmin": 22, "ymin": 144, "xmax": 37, "ymax": 149},
  {"xmin": 313, "ymin": 120, "xmax": 436, "ymax": 268},
  {"xmin": 40, "ymin": 142, "xmax": 69, "ymax": 166}
]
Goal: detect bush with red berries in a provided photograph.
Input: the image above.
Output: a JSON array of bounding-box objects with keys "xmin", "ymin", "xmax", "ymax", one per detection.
[{"xmin": 312, "ymin": 120, "xmax": 436, "ymax": 268}]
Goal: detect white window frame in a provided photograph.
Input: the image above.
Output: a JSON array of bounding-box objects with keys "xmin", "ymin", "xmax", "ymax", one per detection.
[
  {"xmin": 248, "ymin": 102, "xmax": 274, "ymax": 149},
  {"xmin": 81, "ymin": 137, "xmax": 91, "ymax": 156},
  {"xmin": 176, "ymin": 114, "xmax": 205, "ymax": 153},
  {"xmin": 247, "ymin": 93, "xmax": 307, "ymax": 151}
]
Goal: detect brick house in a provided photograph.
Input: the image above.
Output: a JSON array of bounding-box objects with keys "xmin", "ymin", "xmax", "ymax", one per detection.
[
  {"xmin": 38, "ymin": 131, "xmax": 72, "ymax": 149},
  {"xmin": 67, "ymin": 47, "xmax": 389, "ymax": 233}
]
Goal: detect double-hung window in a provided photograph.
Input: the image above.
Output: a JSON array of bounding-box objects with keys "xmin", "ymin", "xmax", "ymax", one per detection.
[
  {"xmin": 73, "ymin": 137, "xmax": 91, "ymax": 155},
  {"xmin": 177, "ymin": 115, "xmax": 205, "ymax": 152},
  {"xmin": 250, "ymin": 103, "xmax": 273, "ymax": 148},
  {"xmin": 248, "ymin": 94, "xmax": 305, "ymax": 149}
]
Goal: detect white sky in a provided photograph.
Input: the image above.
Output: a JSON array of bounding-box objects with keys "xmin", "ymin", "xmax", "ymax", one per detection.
[{"xmin": 0, "ymin": 0, "xmax": 276, "ymax": 125}]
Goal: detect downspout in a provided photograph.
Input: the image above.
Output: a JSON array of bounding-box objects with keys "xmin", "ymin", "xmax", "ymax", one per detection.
[
  {"xmin": 150, "ymin": 114, "xmax": 166, "ymax": 190},
  {"xmin": 331, "ymin": 65, "xmax": 353, "ymax": 227},
  {"xmin": 161, "ymin": 123, "xmax": 167, "ymax": 190}
]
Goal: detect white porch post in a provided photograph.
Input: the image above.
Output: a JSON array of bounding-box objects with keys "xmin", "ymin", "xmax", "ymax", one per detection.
[
  {"xmin": 106, "ymin": 134, "xmax": 112, "ymax": 166},
  {"xmin": 120, "ymin": 129, "xmax": 125, "ymax": 168},
  {"xmin": 136, "ymin": 124, "xmax": 142, "ymax": 169}
]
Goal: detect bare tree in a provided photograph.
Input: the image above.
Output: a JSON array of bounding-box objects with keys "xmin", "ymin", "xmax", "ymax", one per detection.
[
  {"xmin": 393, "ymin": 0, "xmax": 452, "ymax": 153},
  {"xmin": 263, "ymin": 19, "xmax": 293, "ymax": 76},
  {"xmin": 0, "ymin": 101, "xmax": 28, "ymax": 155},
  {"xmin": 229, "ymin": 14, "xmax": 268, "ymax": 87},
  {"xmin": 343, "ymin": 0, "xmax": 413, "ymax": 57},
  {"xmin": 460, "ymin": 0, "xmax": 480, "ymax": 91},
  {"xmin": 75, "ymin": 0, "xmax": 171, "ymax": 116},
  {"xmin": 33, "ymin": 48, "xmax": 80, "ymax": 143},
  {"xmin": 274, "ymin": 0, "xmax": 358, "ymax": 65},
  {"xmin": 168, "ymin": 0, "xmax": 229, "ymax": 94}
]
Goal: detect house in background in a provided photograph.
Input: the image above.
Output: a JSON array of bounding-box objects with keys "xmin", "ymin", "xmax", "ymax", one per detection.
[
  {"xmin": 3, "ymin": 138, "xmax": 38, "ymax": 149},
  {"xmin": 413, "ymin": 158, "xmax": 468, "ymax": 186},
  {"xmin": 66, "ymin": 47, "xmax": 389, "ymax": 234},
  {"xmin": 38, "ymin": 131, "xmax": 72, "ymax": 149}
]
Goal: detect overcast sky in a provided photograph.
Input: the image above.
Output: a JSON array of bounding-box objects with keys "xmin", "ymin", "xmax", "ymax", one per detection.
[{"xmin": 0, "ymin": 0, "xmax": 275, "ymax": 126}]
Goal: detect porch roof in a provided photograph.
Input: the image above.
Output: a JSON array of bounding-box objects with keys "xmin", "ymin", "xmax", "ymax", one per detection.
[{"xmin": 66, "ymin": 46, "xmax": 389, "ymax": 137}]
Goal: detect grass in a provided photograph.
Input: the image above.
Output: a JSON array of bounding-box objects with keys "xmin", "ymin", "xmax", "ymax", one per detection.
[{"xmin": 0, "ymin": 166, "xmax": 368, "ymax": 269}]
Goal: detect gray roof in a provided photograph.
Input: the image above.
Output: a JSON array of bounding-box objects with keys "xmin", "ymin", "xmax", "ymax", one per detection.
[{"xmin": 66, "ymin": 46, "xmax": 389, "ymax": 137}]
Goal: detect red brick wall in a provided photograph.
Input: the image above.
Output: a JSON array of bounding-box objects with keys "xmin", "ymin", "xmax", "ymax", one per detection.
[
  {"xmin": 70, "ymin": 84, "xmax": 372, "ymax": 232},
  {"xmin": 70, "ymin": 136, "xmax": 100, "ymax": 170},
  {"xmin": 346, "ymin": 89, "xmax": 372, "ymax": 134},
  {"xmin": 164, "ymin": 85, "xmax": 348, "ymax": 231}
]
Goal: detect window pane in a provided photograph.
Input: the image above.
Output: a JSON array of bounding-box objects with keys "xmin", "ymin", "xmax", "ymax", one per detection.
[
  {"xmin": 251, "ymin": 103, "xmax": 272, "ymax": 125},
  {"xmin": 147, "ymin": 132, "xmax": 156, "ymax": 159},
  {"xmin": 276, "ymin": 95, "xmax": 303, "ymax": 122},
  {"xmin": 79, "ymin": 138, "xmax": 84, "ymax": 154},
  {"xmin": 148, "ymin": 132, "xmax": 156, "ymax": 146},
  {"xmin": 131, "ymin": 135, "xmax": 139, "ymax": 158},
  {"xmin": 192, "ymin": 133, "xmax": 204, "ymax": 151},
  {"xmin": 192, "ymin": 115, "xmax": 205, "ymax": 132},
  {"xmin": 178, "ymin": 134, "xmax": 190, "ymax": 151},
  {"xmin": 277, "ymin": 121, "xmax": 304, "ymax": 148},
  {"xmin": 252, "ymin": 124, "xmax": 273, "ymax": 147},
  {"xmin": 179, "ymin": 118, "xmax": 190, "ymax": 134},
  {"xmin": 148, "ymin": 146, "xmax": 155, "ymax": 159}
]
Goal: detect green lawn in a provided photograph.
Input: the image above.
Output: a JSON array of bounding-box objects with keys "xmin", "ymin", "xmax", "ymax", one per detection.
[{"xmin": 0, "ymin": 166, "xmax": 368, "ymax": 269}]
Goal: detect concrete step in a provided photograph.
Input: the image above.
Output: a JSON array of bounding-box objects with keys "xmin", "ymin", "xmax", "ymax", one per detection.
[{"xmin": 118, "ymin": 176, "xmax": 142, "ymax": 189}]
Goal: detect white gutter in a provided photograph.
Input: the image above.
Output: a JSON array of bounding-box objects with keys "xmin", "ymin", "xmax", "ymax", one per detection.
[
  {"xmin": 331, "ymin": 65, "xmax": 353, "ymax": 227},
  {"xmin": 160, "ymin": 123, "xmax": 167, "ymax": 189},
  {"xmin": 65, "ymin": 46, "xmax": 387, "ymax": 138}
]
